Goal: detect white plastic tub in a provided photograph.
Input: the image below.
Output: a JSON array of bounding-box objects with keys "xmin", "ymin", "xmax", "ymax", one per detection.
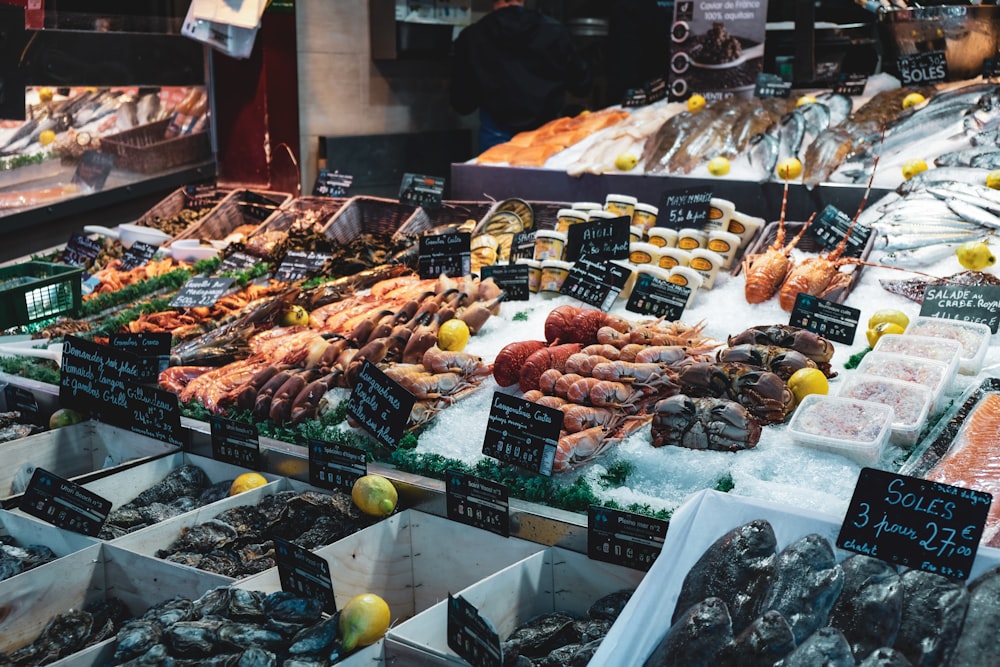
[
  {"xmin": 856, "ymin": 350, "xmax": 953, "ymax": 413},
  {"xmin": 904, "ymin": 316, "xmax": 992, "ymax": 375},
  {"xmin": 787, "ymin": 394, "xmax": 894, "ymax": 465},
  {"xmin": 838, "ymin": 373, "xmax": 932, "ymax": 448}
]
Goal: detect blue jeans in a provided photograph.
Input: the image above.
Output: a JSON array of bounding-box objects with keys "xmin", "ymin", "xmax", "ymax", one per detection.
[{"xmin": 479, "ymin": 110, "xmax": 514, "ymax": 152}]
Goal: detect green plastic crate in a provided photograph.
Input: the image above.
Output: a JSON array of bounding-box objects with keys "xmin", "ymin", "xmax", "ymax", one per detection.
[{"xmin": 0, "ymin": 261, "xmax": 83, "ymax": 329}]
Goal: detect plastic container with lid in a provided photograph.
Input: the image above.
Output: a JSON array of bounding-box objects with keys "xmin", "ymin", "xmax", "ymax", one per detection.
[
  {"xmin": 572, "ymin": 201, "xmax": 603, "ymax": 212},
  {"xmin": 677, "ymin": 228, "xmax": 707, "ymax": 251},
  {"xmin": 688, "ymin": 248, "xmax": 723, "ymax": 290},
  {"xmin": 903, "ymin": 316, "xmax": 992, "ymax": 375},
  {"xmin": 605, "ymin": 193, "xmax": 638, "ymax": 220},
  {"xmin": 518, "ymin": 259, "xmax": 543, "ymax": 293},
  {"xmin": 540, "ymin": 259, "xmax": 573, "ymax": 293},
  {"xmin": 706, "ymin": 198, "xmax": 735, "ymax": 232},
  {"xmin": 657, "ymin": 247, "xmax": 691, "ymax": 270},
  {"xmin": 838, "ymin": 373, "xmax": 933, "ymax": 448},
  {"xmin": 727, "ymin": 211, "xmax": 764, "ymax": 247},
  {"xmin": 648, "ymin": 227, "xmax": 678, "ymax": 248},
  {"xmin": 632, "ymin": 203, "xmax": 658, "ymax": 232},
  {"xmin": 855, "ymin": 351, "xmax": 954, "ymax": 414},
  {"xmin": 787, "ymin": 394, "xmax": 894, "ymax": 465},
  {"xmin": 707, "ymin": 230, "xmax": 741, "ymax": 269},
  {"xmin": 629, "ymin": 242, "xmax": 662, "ymax": 266},
  {"xmin": 533, "ymin": 230, "xmax": 567, "ymax": 261},
  {"xmin": 873, "ymin": 333, "xmax": 961, "ymax": 378},
  {"xmin": 556, "ymin": 208, "xmax": 589, "ymax": 233}
]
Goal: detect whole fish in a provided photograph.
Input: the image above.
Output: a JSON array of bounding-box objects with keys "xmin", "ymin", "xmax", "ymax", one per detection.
[
  {"xmin": 949, "ymin": 565, "xmax": 1000, "ymax": 665},
  {"xmin": 776, "ymin": 627, "xmax": 855, "ymax": 667},
  {"xmin": 800, "ymin": 101, "xmax": 831, "ymax": 136},
  {"xmin": 815, "ymin": 92, "xmax": 853, "ymax": 126},
  {"xmin": 717, "ymin": 610, "xmax": 796, "ymax": 667},
  {"xmin": 731, "ymin": 104, "xmax": 781, "ymax": 154},
  {"xmin": 934, "ymin": 147, "xmax": 995, "ymax": 167},
  {"xmin": 671, "ymin": 519, "xmax": 777, "ymax": 633},
  {"xmin": 945, "ymin": 198, "xmax": 1000, "ymax": 231},
  {"xmin": 970, "ymin": 150, "xmax": 1000, "ymax": 169},
  {"xmin": 858, "ymin": 647, "xmax": 914, "ymax": 666},
  {"xmin": 643, "ymin": 597, "xmax": 733, "ymax": 667},
  {"xmin": 641, "ymin": 112, "xmax": 696, "ymax": 173},
  {"xmin": 897, "ymin": 167, "xmax": 993, "ymax": 194},
  {"xmin": 926, "ymin": 180, "xmax": 1000, "ymax": 211},
  {"xmin": 669, "ymin": 105, "xmax": 743, "ymax": 174},
  {"xmin": 880, "ymin": 242, "xmax": 975, "ymax": 268},
  {"xmin": 802, "ymin": 127, "xmax": 855, "ymax": 188},
  {"xmin": 777, "ymin": 110, "xmax": 806, "ymax": 161},
  {"xmin": 748, "ymin": 132, "xmax": 780, "ymax": 182},
  {"xmin": 880, "ymin": 270, "xmax": 1000, "ymax": 302},
  {"xmin": 759, "ymin": 533, "xmax": 844, "ymax": 644},
  {"xmin": 826, "ymin": 555, "xmax": 902, "ymax": 661},
  {"xmin": 875, "ymin": 231, "xmax": 984, "ymax": 253},
  {"xmin": 893, "ymin": 569, "xmax": 969, "ymax": 667}
]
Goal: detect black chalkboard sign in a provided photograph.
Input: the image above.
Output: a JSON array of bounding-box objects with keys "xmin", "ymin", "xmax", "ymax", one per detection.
[
  {"xmin": 118, "ymin": 241, "xmax": 160, "ymax": 272},
  {"xmin": 169, "ymin": 276, "xmax": 235, "ymax": 309},
  {"xmin": 920, "ymin": 285, "xmax": 1000, "ymax": 334},
  {"xmin": 482, "ymin": 392, "xmax": 562, "ymax": 476},
  {"xmin": 834, "ymin": 73, "xmax": 868, "ymax": 96},
  {"xmin": 837, "ymin": 468, "xmax": 990, "ymax": 580},
  {"xmin": 210, "ymin": 415, "xmax": 261, "ymax": 469},
  {"xmin": 588, "ymin": 505, "xmax": 667, "ymax": 572},
  {"xmin": 346, "ymin": 360, "xmax": 416, "ymax": 450},
  {"xmin": 627, "ymin": 271, "xmax": 690, "ymax": 320},
  {"xmin": 754, "ymin": 73, "xmax": 792, "ymax": 99},
  {"xmin": 564, "ymin": 217, "xmax": 630, "ymax": 262},
  {"xmin": 446, "ymin": 469, "xmax": 510, "ymax": 537},
  {"xmin": 897, "ymin": 51, "xmax": 947, "ymax": 86},
  {"xmin": 399, "ymin": 172, "xmax": 445, "ymax": 208},
  {"xmin": 62, "ymin": 232, "xmax": 103, "ymax": 267},
  {"xmin": 274, "ymin": 537, "xmax": 337, "ymax": 614},
  {"xmin": 418, "ymin": 232, "xmax": 471, "ymax": 279},
  {"xmin": 72, "ymin": 150, "xmax": 115, "ymax": 191},
  {"xmin": 275, "ymin": 250, "xmax": 332, "ymax": 283},
  {"xmin": 480, "ymin": 263, "xmax": 529, "ymax": 301},
  {"xmin": 126, "ymin": 384, "xmax": 183, "ymax": 448},
  {"xmin": 109, "ymin": 332, "xmax": 172, "ymax": 381},
  {"xmin": 808, "ymin": 205, "xmax": 871, "ymax": 259},
  {"xmin": 789, "ymin": 293, "xmax": 860, "ymax": 345},
  {"xmin": 508, "ymin": 231, "xmax": 537, "ymax": 262},
  {"xmin": 560, "ymin": 257, "xmax": 631, "ymax": 312},
  {"xmin": 218, "ymin": 251, "xmax": 260, "ymax": 274},
  {"xmin": 312, "ymin": 169, "xmax": 353, "ymax": 198},
  {"xmin": 308, "ymin": 438, "xmax": 367, "ymax": 493},
  {"xmin": 20, "ymin": 467, "xmax": 112, "ymax": 537},
  {"xmin": 447, "ymin": 594, "xmax": 502, "ymax": 667},
  {"xmin": 659, "ymin": 187, "xmax": 713, "ymax": 229}
]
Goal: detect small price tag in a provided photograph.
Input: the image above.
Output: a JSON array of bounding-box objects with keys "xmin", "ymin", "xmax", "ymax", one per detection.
[
  {"xmin": 274, "ymin": 250, "xmax": 331, "ymax": 283},
  {"xmin": 809, "ymin": 205, "xmax": 871, "ymax": 259},
  {"xmin": 588, "ymin": 505, "xmax": 667, "ymax": 571},
  {"xmin": 920, "ymin": 285, "xmax": 1000, "ymax": 334},
  {"xmin": 169, "ymin": 276, "xmax": 235, "ymax": 309},
  {"xmin": 626, "ymin": 271, "xmax": 690, "ymax": 320},
  {"xmin": 560, "ymin": 257, "xmax": 631, "ymax": 312},
  {"xmin": 20, "ymin": 468, "xmax": 111, "ymax": 537},
  {"xmin": 311, "ymin": 169, "xmax": 353, "ymax": 197},
  {"xmin": 834, "ymin": 73, "xmax": 868, "ymax": 96},
  {"xmin": 897, "ymin": 51, "xmax": 948, "ymax": 86},
  {"xmin": 446, "ymin": 469, "xmax": 510, "ymax": 537},
  {"xmin": 754, "ymin": 73, "xmax": 792, "ymax": 99},
  {"xmin": 274, "ymin": 537, "xmax": 337, "ymax": 614},
  {"xmin": 72, "ymin": 150, "xmax": 116, "ymax": 191},
  {"xmin": 108, "ymin": 332, "xmax": 172, "ymax": 381},
  {"xmin": 62, "ymin": 232, "xmax": 103, "ymax": 267},
  {"xmin": 118, "ymin": 241, "xmax": 160, "ymax": 272},
  {"xmin": 659, "ymin": 187, "xmax": 713, "ymax": 229},
  {"xmin": 399, "ymin": 172, "xmax": 445, "ymax": 209},
  {"xmin": 346, "ymin": 360, "xmax": 416, "ymax": 450},
  {"xmin": 308, "ymin": 438, "xmax": 367, "ymax": 493},
  {"xmin": 837, "ymin": 468, "xmax": 989, "ymax": 580},
  {"xmin": 479, "ymin": 263, "xmax": 529, "ymax": 301},
  {"xmin": 210, "ymin": 415, "xmax": 261, "ymax": 469},
  {"xmin": 240, "ymin": 191, "xmax": 279, "ymax": 222},
  {"xmin": 217, "ymin": 251, "xmax": 260, "ymax": 274},
  {"xmin": 418, "ymin": 232, "xmax": 471, "ymax": 279},
  {"xmin": 447, "ymin": 594, "xmax": 502, "ymax": 667},
  {"xmin": 508, "ymin": 231, "xmax": 537, "ymax": 262},
  {"xmin": 789, "ymin": 293, "xmax": 860, "ymax": 345},
  {"xmin": 4, "ymin": 385, "xmax": 39, "ymax": 423},
  {"xmin": 622, "ymin": 76, "xmax": 668, "ymax": 107},
  {"xmin": 564, "ymin": 217, "xmax": 631, "ymax": 262},
  {"xmin": 622, "ymin": 86, "xmax": 649, "ymax": 108},
  {"xmin": 482, "ymin": 392, "xmax": 562, "ymax": 476}
]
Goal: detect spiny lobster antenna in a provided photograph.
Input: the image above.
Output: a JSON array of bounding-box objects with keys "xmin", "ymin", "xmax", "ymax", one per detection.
[
  {"xmin": 787, "ymin": 211, "xmax": 817, "ymax": 251},
  {"xmin": 833, "ymin": 128, "xmax": 885, "ymax": 259}
]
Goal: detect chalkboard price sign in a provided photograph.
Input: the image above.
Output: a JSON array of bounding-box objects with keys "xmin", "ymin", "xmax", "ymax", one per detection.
[
  {"xmin": 588, "ymin": 505, "xmax": 667, "ymax": 572},
  {"xmin": 564, "ymin": 217, "xmax": 630, "ymax": 262},
  {"xmin": 897, "ymin": 50, "xmax": 948, "ymax": 86},
  {"xmin": 626, "ymin": 271, "xmax": 690, "ymax": 320},
  {"xmin": 446, "ymin": 469, "xmax": 510, "ymax": 537},
  {"xmin": 482, "ymin": 392, "xmax": 562, "ymax": 476},
  {"xmin": 448, "ymin": 594, "xmax": 502, "ymax": 667},
  {"xmin": 312, "ymin": 169, "xmax": 353, "ymax": 197},
  {"xmin": 418, "ymin": 232, "xmax": 471, "ymax": 279},
  {"xmin": 20, "ymin": 467, "xmax": 112, "ymax": 537},
  {"xmin": 659, "ymin": 187, "xmax": 712, "ymax": 229},
  {"xmin": 4, "ymin": 385, "xmax": 39, "ymax": 423},
  {"xmin": 274, "ymin": 537, "xmax": 337, "ymax": 614},
  {"xmin": 217, "ymin": 251, "xmax": 260, "ymax": 274},
  {"xmin": 210, "ymin": 415, "xmax": 261, "ymax": 469},
  {"xmin": 109, "ymin": 332, "xmax": 172, "ymax": 381},
  {"xmin": 920, "ymin": 285, "xmax": 1000, "ymax": 334},
  {"xmin": 754, "ymin": 73, "xmax": 792, "ymax": 99},
  {"xmin": 169, "ymin": 277, "xmax": 235, "ymax": 309},
  {"xmin": 62, "ymin": 232, "xmax": 103, "ymax": 267},
  {"xmin": 809, "ymin": 205, "xmax": 871, "ymax": 259},
  {"xmin": 275, "ymin": 250, "xmax": 331, "ymax": 283},
  {"xmin": 837, "ymin": 468, "xmax": 990, "ymax": 580},
  {"xmin": 789, "ymin": 293, "xmax": 860, "ymax": 345},
  {"xmin": 118, "ymin": 241, "xmax": 160, "ymax": 272},
  {"xmin": 560, "ymin": 257, "xmax": 631, "ymax": 311},
  {"xmin": 308, "ymin": 438, "xmax": 367, "ymax": 493},
  {"xmin": 399, "ymin": 172, "xmax": 445, "ymax": 208},
  {"xmin": 346, "ymin": 360, "xmax": 416, "ymax": 450},
  {"xmin": 480, "ymin": 263, "xmax": 529, "ymax": 301}
]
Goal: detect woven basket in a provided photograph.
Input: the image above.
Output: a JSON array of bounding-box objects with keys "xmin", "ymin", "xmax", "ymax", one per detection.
[
  {"xmin": 99, "ymin": 119, "xmax": 211, "ymax": 174},
  {"xmin": 322, "ymin": 196, "xmax": 417, "ymax": 245},
  {"xmin": 134, "ymin": 186, "xmax": 230, "ymax": 233},
  {"xmin": 172, "ymin": 188, "xmax": 292, "ymax": 243},
  {"xmin": 255, "ymin": 196, "xmax": 348, "ymax": 235}
]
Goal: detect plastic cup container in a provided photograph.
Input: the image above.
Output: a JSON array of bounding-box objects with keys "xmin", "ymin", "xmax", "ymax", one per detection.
[
  {"xmin": 518, "ymin": 259, "xmax": 543, "ymax": 293},
  {"xmin": 707, "ymin": 198, "xmax": 736, "ymax": 232},
  {"xmin": 629, "ymin": 242, "xmax": 662, "ymax": 267},
  {"xmin": 633, "ymin": 203, "xmax": 658, "ymax": 232},
  {"xmin": 707, "ymin": 230, "xmax": 742, "ymax": 269},
  {"xmin": 787, "ymin": 394, "xmax": 893, "ymax": 465},
  {"xmin": 648, "ymin": 227, "xmax": 678, "ymax": 248},
  {"xmin": 728, "ymin": 211, "xmax": 765, "ymax": 247},
  {"xmin": 838, "ymin": 373, "xmax": 932, "ymax": 448},
  {"xmin": 677, "ymin": 227, "xmax": 707, "ymax": 251},
  {"xmin": 540, "ymin": 259, "xmax": 573, "ymax": 293},
  {"xmin": 688, "ymin": 248, "xmax": 724, "ymax": 290},
  {"xmin": 556, "ymin": 208, "xmax": 589, "ymax": 233},
  {"xmin": 657, "ymin": 247, "xmax": 691, "ymax": 270},
  {"xmin": 572, "ymin": 201, "xmax": 603, "ymax": 212},
  {"xmin": 533, "ymin": 230, "xmax": 567, "ymax": 262},
  {"xmin": 588, "ymin": 210, "xmax": 621, "ymax": 221},
  {"xmin": 668, "ymin": 266, "xmax": 703, "ymax": 307},
  {"xmin": 605, "ymin": 194, "xmax": 638, "ymax": 220},
  {"xmin": 903, "ymin": 316, "xmax": 992, "ymax": 375},
  {"xmin": 873, "ymin": 333, "xmax": 961, "ymax": 378},
  {"xmin": 629, "ymin": 225, "xmax": 645, "ymax": 243},
  {"xmin": 856, "ymin": 350, "xmax": 954, "ymax": 414}
]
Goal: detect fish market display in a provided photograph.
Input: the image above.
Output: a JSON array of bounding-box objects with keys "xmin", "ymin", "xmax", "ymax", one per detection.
[
  {"xmin": 476, "ymin": 109, "xmax": 630, "ymax": 167},
  {"xmin": 502, "ymin": 590, "xmax": 634, "ymax": 666},
  {"xmin": 879, "ymin": 270, "xmax": 1000, "ymax": 303},
  {"xmin": 155, "ymin": 490, "xmax": 375, "ymax": 578},
  {"xmin": 99, "ymin": 464, "xmax": 233, "ymax": 540},
  {"xmin": 826, "ymin": 555, "xmax": 902, "ymax": 661},
  {"xmin": 0, "ymin": 597, "xmax": 130, "ymax": 666},
  {"xmin": 0, "ymin": 537, "xmax": 57, "ymax": 583}
]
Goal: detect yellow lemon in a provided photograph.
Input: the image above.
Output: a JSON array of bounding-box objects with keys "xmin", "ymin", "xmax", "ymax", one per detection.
[
  {"xmin": 278, "ymin": 304, "xmax": 310, "ymax": 327},
  {"xmin": 38, "ymin": 87, "xmax": 54, "ymax": 103},
  {"xmin": 902, "ymin": 159, "xmax": 928, "ymax": 180},
  {"xmin": 956, "ymin": 240, "xmax": 996, "ymax": 271},
  {"xmin": 868, "ymin": 308, "xmax": 910, "ymax": 331},
  {"xmin": 787, "ymin": 367, "xmax": 829, "ymax": 404},
  {"xmin": 687, "ymin": 94, "xmax": 706, "ymax": 113},
  {"xmin": 38, "ymin": 130, "xmax": 56, "ymax": 147},
  {"xmin": 987, "ymin": 170, "xmax": 1000, "ymax": 190},
  {"xmin": 437, "ymin": 319, "xmax": 470, "ymax": 352},
  {"xmin": 339, "ymin": 593, "xmax": 391, "ymax": 651},
  {"xmin": 796, "ymin": 95, "xmax": 817, "ymax": 107},
  {"xmin": 866, "ymin": 322, "xmax": 905, "ymax": 348},
  {"xmin": 614, "ymin": 152, "xmax": 639, "ymax": 171},
  {"xmin": 707, "ymin": 156, "xmax": 730, "ymax": 176},
  {"xmin": 776, "ymin": 157, "xmax": 803, "ymax": 181},
  {"xmin": 902, "ymin": 92, "xmax": 925, "ymax": 109},
  {"xmin": 229, "ymin": 472, "xmax": 268, "ymax": 496},
  {"xmin": 351, "ymin": 474, "xmax": 398, "ymax": 518}
]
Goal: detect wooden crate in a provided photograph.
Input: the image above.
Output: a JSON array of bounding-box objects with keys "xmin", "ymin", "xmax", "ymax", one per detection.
[{"xmin": 385, "ymin": 546, "xmax": 645, "ymax": 665}]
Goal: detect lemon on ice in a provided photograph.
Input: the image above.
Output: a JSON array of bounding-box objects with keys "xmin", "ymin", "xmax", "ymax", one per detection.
[
  {"xmin": 687, "ymin": 94, "xmax": 706, "ymax": 113},
  {"xmin": 278, "ymin": 304, "xmax": 310, "ymax": 327},
  {"xmin": 437, "ymin": 319, "xmax": 470, "ymax": 352},
  {"xmin": 868, "ymin": 309, "xmax": 910, "ymax": 331},
  {"xmin": 776, "ymin": 157, "xmax": 802, "ymax": 181},
  {"xmin": 787, "ymin": 367, "xmax": 829, "ymax": 403},
  {"xmin": 352, "ymin": 474, "xmax": 398, "ymax": 518},
  {"xmin": 902, "ymin": 92, "xmax": 925, "ymax": 109},
  {"xmin": 956, "ymin": 241, "xmax": 996, "ymax": 270},
  {"xmin": 866, "ymin": 322, "xmax": 905, "ymax": 348},
  {"xmin": 902, "ymin": 159, "xmax": 928, "ymax": 180},
  {"xmin": 339, "ymin": 593, "xmax": 391, "ymax": 651},
  {"xmin": 229, "ymin": 472, "xmax": 268, "ymax": 496},
  {"xmin": 987, "ymin": 170, "xmax": 1000, "ymax": 190},
  {"xmin": 614, "ymin": 153, "xmax": 639, "ymax": 171},
  {"xmin": 707, "ymin": 156, "xmax": 730, "ymax": 176},
  {"xmin": 796, "ymin": 95, "xmax": 817, "ymax": 107},
  {"xmin": 39, "ymin": 130, "xmax": 56, "ymax": 147}
]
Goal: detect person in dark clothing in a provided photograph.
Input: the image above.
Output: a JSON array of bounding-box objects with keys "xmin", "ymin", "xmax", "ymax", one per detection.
[{"xmin": 450, "ymin": 0, "xmax": 592, "ymax": 152}]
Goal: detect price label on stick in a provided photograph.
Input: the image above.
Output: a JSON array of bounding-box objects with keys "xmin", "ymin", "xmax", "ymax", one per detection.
[
  {"xmin": 274, "ymin": 537, "xmax": 337, "ymax": 614},
  {"xmin": 109, "ymin": 332, "xmax": 172, "ymax": 381},
  {"xmin": 346, "ymin": 360, "xmax": 416, "ymax": 450},
  {"xmin": 308, "ymin": 438, "xmax": 367, "ymax": 493},
  {"xmin": 809, "ymin": 205, "xmax": 871, "ymax": 259},
  {"xmin": 837, "ymin": 468, "xmax": 990, "ymax": 580},
  {"xmin": 789, "ymin": 293, "xmax": 860, "ymax": 345},
  {"xmin": 118, "ymin": 241, "xmax": 159, "ymax": 272},
  {"xmin": 20, "ymin": 468, "xmax": 111, "ymax": 537},
  {"xmin": 311, "ymin": 169, "xmax": 353, "ymax": 197},
  {"xmin": 588, "ymin": 505, "xmax": 668, "ymax": 572},
  {"xmin": 274, "ymin": 250, "xmax": 331, "ymax": 283},
  {"xmin": 217, "ymin": 251, "xmax": 260, "ymax": 274},
  {"xmin": 897, "ymin": 50, "xmax": 948, "ymax": 86},
  {"xmin": 4, "ymin": 385, "xmax": 39, "ymax": 423},
  {"xmin": 418, "ymin": 232, "xmax": 471, "ymax": 279},
  {"xmin": 447, "ymin": 594, "xmax": 502, "ymax": 667},
  {"xmin": 754, "ymin": 73, "xmax": 792, "ymax": 99},
  {"xmin": 834, "ymin": 73, "xmax": 868, "ymax": 96},
  {"xmin": 565, "ymin": 217, "xmax": 631, "ymax": 262},
  {"xmin": 210, "ymin": 415, "xmax": 261, "ymax": 469},
  {"xmin": 63, "ymin": 232, "xmax": 102, "ymax": 267},
  {"xmin": 560, "ymin": 257, "xmax": 631, "ymax": 312},
  {"xmin": 482, "ymin": 392, "xmax": 562, "ymax": 476},
  {"xmin": 446, "ymin": 469, "xmax": 510, "ymax": 537}
]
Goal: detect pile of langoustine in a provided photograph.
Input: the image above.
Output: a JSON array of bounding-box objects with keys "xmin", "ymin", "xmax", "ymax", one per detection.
[
  {"xmin": 493, "ymin": 306, "xmax": 837, "ymax": 473},
  {"xmin": 159, "ymin": 269, "xmax": 503, "ymax": 427}
]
